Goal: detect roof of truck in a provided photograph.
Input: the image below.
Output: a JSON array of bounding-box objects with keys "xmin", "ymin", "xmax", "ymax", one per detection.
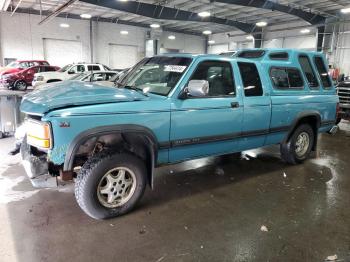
[{"xmin": 158, "ymin": 49, "xmax": 324, "ymax": 61}]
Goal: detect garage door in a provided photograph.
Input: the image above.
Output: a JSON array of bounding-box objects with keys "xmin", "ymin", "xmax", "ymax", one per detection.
[
  {"xmin": 109, "ymin": 44, "xmax": 138, "ymax": 70},
  {"xmin": 43, "ymin": 39, "xmax": 83, "ymax": 67}
]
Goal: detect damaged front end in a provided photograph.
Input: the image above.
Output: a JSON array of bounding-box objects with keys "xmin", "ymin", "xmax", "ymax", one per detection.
[{"xmin": 21, "ymin": 137, "xmax": 58, "ymax": 188}]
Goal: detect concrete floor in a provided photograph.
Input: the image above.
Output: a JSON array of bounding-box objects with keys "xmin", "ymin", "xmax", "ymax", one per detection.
[{"xmin": 0, "ymin": 123, "xmax": 350, "ymax": 262}]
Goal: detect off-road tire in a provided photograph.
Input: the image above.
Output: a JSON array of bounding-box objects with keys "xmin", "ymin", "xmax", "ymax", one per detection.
[
  {"xmin": 75, "ymin": 152, "xmax": 147, "ymax": 219},
  {"xmin": 280, "ymin": 124, "xmax": 315, "ymax": 165}
]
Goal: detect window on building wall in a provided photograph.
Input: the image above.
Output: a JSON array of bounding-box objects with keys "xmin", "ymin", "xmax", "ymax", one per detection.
[
  {"xmin": 314, "ymin": 56, "xmax": 332, "ymax": 89},
  {"xmin": 238, "ymin": 62, "xmax": 263, "ymax": 96},
  {"xmin": 270, "ymin": 67, "xmax": 304, "ymax": 89},
  {"xmin": 299, "ymin": 55, "xmax": 319, "ymax": 89}
]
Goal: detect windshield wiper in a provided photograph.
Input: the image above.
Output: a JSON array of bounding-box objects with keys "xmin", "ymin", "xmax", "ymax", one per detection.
[{"xmin": 123, "ymin": 85, "xmax": 149, "ymax": 97}]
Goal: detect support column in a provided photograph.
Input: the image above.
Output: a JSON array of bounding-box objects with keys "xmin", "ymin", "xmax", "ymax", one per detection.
[
  {"xmin": 90, "ymin": 19, "xmax": 94, "ymax": 63},
  {"xmin": 317, "ymin": 26, "xmax": 325, "ymax": 52},
  {"xmin": 254, "ymin": 33, "xmax": 263, "ymax": 48}
]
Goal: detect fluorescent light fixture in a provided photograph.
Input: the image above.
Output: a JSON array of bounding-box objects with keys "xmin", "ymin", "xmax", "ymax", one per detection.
[
  {"xmin": 256, "ymin": 21, "xmax": 268, "ymax": 27},
  {"xmin": 168, "ymin": 35, "xmax": 176, "ymax": 40},
  {"xmin": 80, "ymin": 14, "xmax": 92, "ymax": 19},
  {"xmin": 198, "ymin": 11, "xmax": 210, "ymax": 17},
  {"xmin": 120, "ymin": 30, "xmax": 129, "ymax": 35},
  {"xmin": 300, "ymin": 28, "xmax": 310, "ymax": 34},
  {"xmin": 246, "ymin": 35, "xmax": 254, "ymax": 40},
  {"xmin": 341, "ymin": 7, "xmax": 350, "ymax": 14},
  {"xmin": 208, "ymin": 40, "xmax": 215, "ymax": 44},
  {"xmin": 118, "ymin": 0, "xmax": 128, "ymax": 1},
  {"xmin": 60, "ymin": 23, "xmax": 70, "ymax": 28},
  {"xmin": 203, "ymin": 30, "xmax": 212, "ymax": 35},
  {"xmin": 150, "ymin": 23, "xmax": 160, "ymax": 28}
]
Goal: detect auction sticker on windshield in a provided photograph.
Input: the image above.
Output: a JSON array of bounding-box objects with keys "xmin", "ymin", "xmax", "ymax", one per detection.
[{"xmin": 164, "ymin": 65, "xmax": 187, "ymax": 73}]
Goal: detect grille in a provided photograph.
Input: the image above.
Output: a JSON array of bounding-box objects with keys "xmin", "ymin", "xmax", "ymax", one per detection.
[{"xmin": 338, "ymin": 83, "xmax": 350, "ymax": 105}]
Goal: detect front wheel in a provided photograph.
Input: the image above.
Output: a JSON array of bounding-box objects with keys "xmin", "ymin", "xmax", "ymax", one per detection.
[
  {"xmin": 14, "ymin": 80, "xmax": 27, "ymax": 91},
  {"xmin": 75, "ymin": 152, "xmax": 147, "ymax": 219},
  {"xmin": 280, "ymin": 124, "xmax": 315, "ymax": 165}
]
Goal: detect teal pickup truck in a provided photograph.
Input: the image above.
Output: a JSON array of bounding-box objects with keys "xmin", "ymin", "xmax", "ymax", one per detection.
[{"xmin": 20, "ymin": 49, "xmax": 338, "ymax": 219}]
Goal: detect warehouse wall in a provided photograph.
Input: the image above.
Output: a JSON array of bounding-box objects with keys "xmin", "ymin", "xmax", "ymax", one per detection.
[
  {"xmin": 208, "ymin": 21, "xmax": 317, "ymax": 54},
  {"xmin": 0, "ymin": 12, "xmax": 206, "ymax": 67}
]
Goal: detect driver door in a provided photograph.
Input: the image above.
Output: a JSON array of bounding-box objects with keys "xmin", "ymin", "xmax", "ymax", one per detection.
[{"xmin": 169, "ymin": 59, "xmax": 243, "ymax": 162}]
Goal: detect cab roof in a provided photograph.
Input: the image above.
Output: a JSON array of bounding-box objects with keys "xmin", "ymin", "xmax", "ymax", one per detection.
[{"xmin": 157, "ymin": 48, "xmax": 324, "ymax": 63}]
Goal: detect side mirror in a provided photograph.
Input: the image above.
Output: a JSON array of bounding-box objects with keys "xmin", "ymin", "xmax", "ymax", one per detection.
[
  {"xmin": 68, "ymin": 70, "xmax": 75, "ymax": 75},
  {"xmin": 187, "ymin": 80, "xmax": 209, "ymax": 97}
]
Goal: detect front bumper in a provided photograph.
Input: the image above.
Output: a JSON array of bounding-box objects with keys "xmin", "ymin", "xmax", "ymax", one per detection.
[
  {"xmin": 21, "ymin": 138, "xmax": 57, "ymax": 188},
  {"xmin": 0, "ymin": 79, "xmax": 11, "ymax": 88}
]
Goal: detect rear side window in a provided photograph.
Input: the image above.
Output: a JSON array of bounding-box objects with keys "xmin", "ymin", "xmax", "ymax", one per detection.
[
  {"xmin": 270, "ymin": 67, "xmax": 304, "ymax": 89},
  {"xmin": 269, "ymin": 52, "xmax": 289, "ymax": 60},
  {"xmin": 314, "ymin": 56, "xmax": 332, "ymax": 89},
  {"xmin": 238, "ymin": 62, "xmax": 263, "ymax": 96},
  {"xmin": 88, "ymin": 65, "xmax": 101, "ymax": 71},
  {"xmin": 299, "ymin": 55, "xmax": 319, "ymax": 89}
]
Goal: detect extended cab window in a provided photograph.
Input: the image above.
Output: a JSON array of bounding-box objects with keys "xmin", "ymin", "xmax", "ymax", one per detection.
[
  {"xmin": 189, "ymin": 61, "xmax": 235, "ymax": 97},
  {"xmin": 238, "ymin": 62, "xmax": 263, "ymax": 96},
  {"xmin": 270, "ymin": 67, "xmax": 304, "ymax": 89},
  {"xmin": 299, "ymin": 55, "xmax": 319, "ymax": 89},
  {"xmin": 314, "ymin": 56, "xmax": 332, "ymax": 89},
  {"xmin": 88, "ymin": 65, "xmax": 101, "ymax": 71}
]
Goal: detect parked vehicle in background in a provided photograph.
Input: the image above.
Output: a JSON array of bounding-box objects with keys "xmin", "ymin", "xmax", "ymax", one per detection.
[
  {"xmin": 336, "ymin": 78, "xmax": 350, "ymax": 123},
  {"xmin": 0, "ymin": 60, "xmax": 50, "ymax": 89},
  {"xmin": 69, "ymin": 71, "xmax": 117, "ymax": 83},
  {"xmin": 32, "ymin": 63, "xmax": 110, "ymax": 87},
  {"xmin": 0, "ymin": 65, "xmax": 60, "ymax": 90},
  {"xmin": 20, "ymin": 49, "xmax": 338, "ymax": 219}
]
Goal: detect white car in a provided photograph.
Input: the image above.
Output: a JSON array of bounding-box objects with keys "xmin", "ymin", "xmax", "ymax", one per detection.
[{"xmin": 32, "ymin": 63, "xmax": 110, "ymax": 87}]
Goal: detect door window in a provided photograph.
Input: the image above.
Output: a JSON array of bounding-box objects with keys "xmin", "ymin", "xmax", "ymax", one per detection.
[
  {"xmin": 70, "ymin": 65, "xmax": 85, "ymax": 73},
  {"xmin": 314, "ymin": 56, "xmax": 332, "ymax": 89},
  {"xmin": 270, "ymin": 67, "xmax": 304, "ymax": 89},
  {"xmin": 299, "ymin": 55, "xmax": 319, "ymax": 89},
  {"xmin": 189, "ymin": 61, "xmax": 235, "ymax": 97},
  {"xmin": 238, "ymin": 62, "xmax": 263, "ymax": 96}
]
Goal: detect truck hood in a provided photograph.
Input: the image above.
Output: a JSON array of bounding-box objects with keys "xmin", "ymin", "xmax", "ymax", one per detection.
[
  {"xmin": 36, "ymin": 71, "xmax": 64, "ymax": 78},
  {"xmin": 21, "ymin": 81, "xmax": 148, "ymax": 116}
]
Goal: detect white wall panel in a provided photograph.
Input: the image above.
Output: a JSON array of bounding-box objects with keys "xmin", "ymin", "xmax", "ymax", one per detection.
[
  {"xmin": 0, "ymin": 12, "xmax": 205, "ymax": 67},
  {"xmin": 43, "ymin": 39, "xmax": 83, "ymax": 67},
  {"xmin": 108, "ymin": 44, "xmax": 138, "ymax": 69}
]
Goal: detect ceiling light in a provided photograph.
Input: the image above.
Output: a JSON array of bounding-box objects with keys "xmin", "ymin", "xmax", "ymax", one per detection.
[
  {"xmin": 150, "ymin": 23, "xmax": 160, "ymax": 28},
  {"xmin": 80, "ymin": 14, "xmax": 92, "ymax": 19},
  {"xmin": 246, "ymin": 35, "xmax": 254, "ymax": 40},
  {"xmin": 198, "ymin": 11, "xmax": 211, "ymax": 17},
  {"xmin": 300, "ymin": 29, "xmax": 310, "ymax": 34},
  {"xmin": 341, "ymin": 7, "xmax": 350, "ymax": 14},
  {"xmin": 256, "ymin": 21, "xmax": 267, "ymax": 27},
  {"xmin": 118, "ymin": 0, "xmax": 128, "ymax": 2},
  {"xmin": 60, "ymin": 23, "xmax": 70, "ymax": 28},
  {"xmin": 168, "ymin": 35, "xmax": 176, "ymax": 40},
  {"xmin": 120, "ymin": 30, "xmax": 129, "ymax": 35},
  {"xmin": 203, "ymin": 30, "xmax": 212, "ymax": 35},
  {"xmin": 208, "ymin": 40, "xmax": 215, "ymax": 44}
]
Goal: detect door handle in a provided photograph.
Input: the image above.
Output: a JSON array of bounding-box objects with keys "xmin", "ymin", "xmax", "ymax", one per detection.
[{"xmin": 231, "ymin": 102, "xmax": 239, "ymax": 108}]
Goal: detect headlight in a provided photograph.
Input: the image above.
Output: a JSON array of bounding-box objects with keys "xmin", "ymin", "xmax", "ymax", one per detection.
[
  {"xmin": 26, "ymin": 120, "xmax": 52, "ymax": 149},
  {"xmin": 35, "ymin": 76, "xmax": 44, "ymax": 81}
]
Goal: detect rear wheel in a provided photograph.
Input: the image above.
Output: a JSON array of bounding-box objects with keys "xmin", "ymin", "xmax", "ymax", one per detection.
[
  {"xmin": 14, "ymin": 80, "xmax": 27, "ymax": 91},
  {"xmin": 280, "ymin": 124, "xmax": 315, "ymax": 164},
  {"xmin": 75, "ymin": 152, "xmax": 147, "ymax": 219}
]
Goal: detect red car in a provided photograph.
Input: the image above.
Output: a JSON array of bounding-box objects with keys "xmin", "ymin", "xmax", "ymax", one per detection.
[{"xmin": 0, "ymin": 60, "xmax": 59, "ymax": 90}]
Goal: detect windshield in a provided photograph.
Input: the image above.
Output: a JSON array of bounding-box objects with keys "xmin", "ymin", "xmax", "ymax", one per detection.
[
  {"xmin": 118, "ymin": 56, "xmax": 192, "ymax": 96},
  {"xmin": 6, "ymin": 61, "xmax": 31, "ymax": 69},
  {"xmin": 69, "ymin": 72, "xmax": 90, "ymax": 80},
  {"xmin": 59, "ymin": 64, "xmax": 72, "ymax": 72}
]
